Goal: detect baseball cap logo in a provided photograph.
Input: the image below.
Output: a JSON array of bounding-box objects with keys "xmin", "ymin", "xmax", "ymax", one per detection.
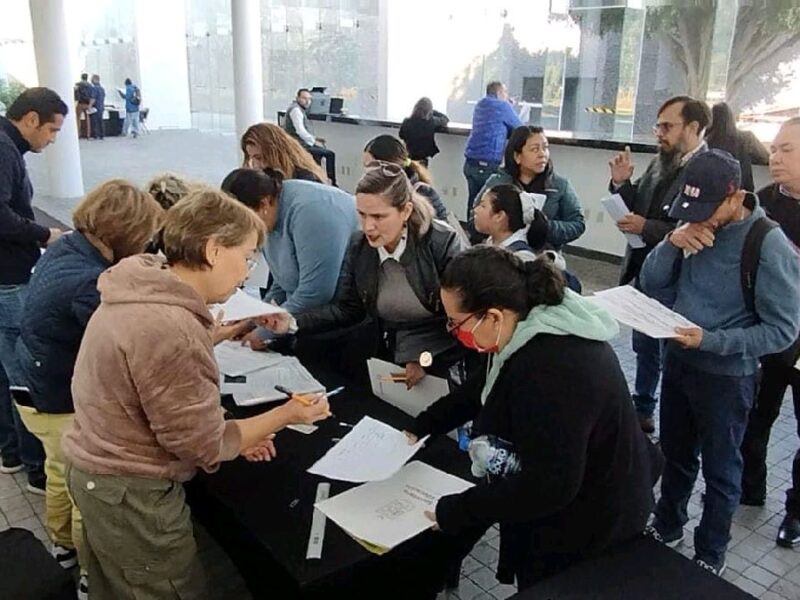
[{"xmin": 683, "ymin": 184, "xmax": 701, "ymax": 198}]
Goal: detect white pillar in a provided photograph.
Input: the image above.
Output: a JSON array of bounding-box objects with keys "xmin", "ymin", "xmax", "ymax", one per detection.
[
  {"xmin": 231, "ymin": 0, "xmax": 264, "ymax": 141},
  {"xmin": 135, "ymin": 0, "xmax": 192, "ymax": 130},
  {"xmin": 28, "ymin": 0, "xmax": 84, "ymax": 198}
]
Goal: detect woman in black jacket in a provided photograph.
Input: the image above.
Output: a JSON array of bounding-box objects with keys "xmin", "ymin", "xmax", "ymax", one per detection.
[
  {"xmin": 706, "ymin": 102, "xmax": 755, "ymax": 192},
  {"xmin": 405, "ymin": 246, "xmax": 662, "ymax": 591},
  {"xmin": 260, "ymin": 161, "xmax": 465, "ymax": 389},
  {"xmin": 399, "ymin": 97, "xmax": 449, "ymax": 165}
]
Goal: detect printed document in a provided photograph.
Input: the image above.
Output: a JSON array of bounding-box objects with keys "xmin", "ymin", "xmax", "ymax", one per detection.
[
  {"xmin": 308, "ymin": 416, "xmax": 429, "ymax": 482},
  {"xmin": 589, "ymin": 285, "xmax": 697, "ymax": 338},
  {"xmin": 601, "ymin": 194, "xmax": 646, "ymax": 249},
  {"xmin": 315, "ymin": 461, "xmax": 473, "ymax": 553},
  {"xmin": 210, "ymin": 288, "xmax": 285, "ymax": 323},
  {"xmin": 367, "ymin": 358, "xmax": 450, "ymax": 418}
]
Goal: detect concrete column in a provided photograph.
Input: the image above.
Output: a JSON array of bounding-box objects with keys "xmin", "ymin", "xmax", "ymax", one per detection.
[
  {"xmin": 135, "ymin": 0, "xmax": 192, "ymax": 130},
  {"xmin": 231, "ymin": 0, "xmax": 264, "ymax": 141},
  {"xmin": 28, "ymin": 0, "xmax": 84, "ymax": 198}
]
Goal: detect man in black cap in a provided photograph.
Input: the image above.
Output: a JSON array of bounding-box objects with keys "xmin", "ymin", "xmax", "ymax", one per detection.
[{"xmin": 638, "ymin": 149, "xmax": 800, "ymax": 576}]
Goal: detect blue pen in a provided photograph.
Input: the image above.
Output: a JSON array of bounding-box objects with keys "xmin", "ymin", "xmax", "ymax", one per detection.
[{"xmin": 325, "ymin": 386, "xmax": 345, "ymax": 397}]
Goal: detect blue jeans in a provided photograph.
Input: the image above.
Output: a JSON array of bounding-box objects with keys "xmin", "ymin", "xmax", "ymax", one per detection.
[
  {"xmin": 463, "ymin": 159, "xmax": 499, "ymax": 221},
  {"xmin": 654, "ymin": 352, "xmax": 756, "ymax": 567},
  {"xmin": 632, "ymin": 330, "xmax": 662, "ymax": 418},
  {"xmin": 0, "ymin": 284, "xmax": 45, "ymax": 472},
  {"xmin": 122, "ymin": 111, "xmax": 140, "ymax": 137}
]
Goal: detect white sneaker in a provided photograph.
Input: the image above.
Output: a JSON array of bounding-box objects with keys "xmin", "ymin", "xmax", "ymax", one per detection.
[
  {"xmin": 51, "ymin": 544, "xmax": 78, "ymax": 569},
  {"xmin": 78, "ymin": 574, "xmax": 89, "ymax": 600}
]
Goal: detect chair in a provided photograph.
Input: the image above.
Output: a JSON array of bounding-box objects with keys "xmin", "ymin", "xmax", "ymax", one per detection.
[{"xmin": 139, "ymin": 107, "xmax": 150, "ymax": 134}]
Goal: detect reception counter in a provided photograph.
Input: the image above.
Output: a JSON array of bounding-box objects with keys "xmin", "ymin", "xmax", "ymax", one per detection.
[{"xmin": 279, "ymin": 112, "xmax": 770, "ymax": 259}]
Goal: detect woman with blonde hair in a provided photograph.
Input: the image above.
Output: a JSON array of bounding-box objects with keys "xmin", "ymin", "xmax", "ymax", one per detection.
[
  {"xmin": 261, "ymin": 161, "xmax": 465, "ymax": 390},
  {"xmin": 63, "ymin": 188, "xmax": 330, "ymax": 598},
  {"xmin": 241, "ymin": 122, "xmax": 327, "ymax": 183},
  {"xmin": 15, "ymin": 179, "xmax": 164, "ymax": 599}
]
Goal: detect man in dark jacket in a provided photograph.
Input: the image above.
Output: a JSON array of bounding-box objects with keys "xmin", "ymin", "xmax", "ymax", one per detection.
[
  {"xmin": 0, "ymin": 87, "xmax": 66, "ymax": 491},
  {"xmin": 89, "ymin": 74, "xmax": 105, "ymax": 140},
  {"xmin": 463, "ymin": 81, "xmax": 521, "ymax": 220},
  {"xmin": 740, "ymin": 117, "xmax": 800, "ymax": 548},
  {"xmin": 608, "ymin": 95, "xmax": 710, "ymax": 433}
]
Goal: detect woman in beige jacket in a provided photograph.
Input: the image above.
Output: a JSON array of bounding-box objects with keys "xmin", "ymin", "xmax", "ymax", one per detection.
[{"xmin": 63, "ymin": 188, "xmax": 329, "ymax": 599}]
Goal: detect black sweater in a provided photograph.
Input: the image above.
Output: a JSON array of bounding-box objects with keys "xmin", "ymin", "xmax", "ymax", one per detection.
[
  {"xmin": 399, "ymin": 112, "xmax": 449, "ymax": 161},
  {"xmin": 409, "ymin": 334, "xmax": 662, "ymax": 581},
  {"xmin": 0, "ymin": 116, "xmax": 49, "ymax": 284},
  {"xmin": 759, "ymin": 183, "xmax": 800, "ymax": 247}
]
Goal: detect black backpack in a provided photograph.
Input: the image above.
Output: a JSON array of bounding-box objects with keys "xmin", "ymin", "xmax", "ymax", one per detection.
[
  {"xmin": 131, "ymin": 86, "xmax": 142, "ymax": 106},
  {"xmin": 741, "ymin": 217, "xmax": 800, "ymax": 367}
]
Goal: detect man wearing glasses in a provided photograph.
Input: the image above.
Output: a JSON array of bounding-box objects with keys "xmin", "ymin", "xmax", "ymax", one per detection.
[{"xmin": 608, "ymin": 96, "xmax": 710, "ymax": 434}]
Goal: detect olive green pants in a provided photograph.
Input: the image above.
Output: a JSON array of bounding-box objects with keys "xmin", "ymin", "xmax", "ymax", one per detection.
[{"xmin": 67, "ymin": 464, "xmax": 207, "ymax": 599}]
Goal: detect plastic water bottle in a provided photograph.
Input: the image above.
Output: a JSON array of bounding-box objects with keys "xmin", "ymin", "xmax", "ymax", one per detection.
[{"xmin": 468, "ymin": 435, "xmax": 521, "ymax": 478}]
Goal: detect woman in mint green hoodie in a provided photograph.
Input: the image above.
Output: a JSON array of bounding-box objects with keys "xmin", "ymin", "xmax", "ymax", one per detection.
[{"xmin": 407, "ymin": 246, "xmax": 661, "ymax": 591}]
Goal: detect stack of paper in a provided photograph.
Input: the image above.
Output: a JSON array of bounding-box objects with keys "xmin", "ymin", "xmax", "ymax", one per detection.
[
  {"xmin": 214, "ymin": 341, "xmax": 324, "ymax": 407},
  {"xmin": 367, "ymin": 358, "xmax": 450, "ymax": 418},
  {"xmin": 308, "ymin": 416, "xmax": 429, "ymax": 482},
  {"xmin": 601, "ymin": 194, "xmax": 646, "ymax": 249},
  {"xmin": 315, "ymin": 461, "xmax": 473, "ymax": 554},
  {"xmin": 210, "ymin": 288, "xmax": 285, "ymax": 323},
  {"xmin": 589, "ymin": 285, "xmax": 697, "ymax": 338}
]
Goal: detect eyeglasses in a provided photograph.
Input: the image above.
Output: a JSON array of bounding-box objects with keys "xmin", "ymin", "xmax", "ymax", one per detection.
[
  {"xmin": 365, "ymin": 160, "xmax": 404, "ymax": 178},
  {"xmin": 446, "ymin": 312, "xmax": 483, "ymax": 334},
  {"xmin": 246, "ymin": 256, "xmax": 259, "ymax": 272},
  {"xmin": 652, "ymin": 121, "xmax": 684, "ymax": 135}
]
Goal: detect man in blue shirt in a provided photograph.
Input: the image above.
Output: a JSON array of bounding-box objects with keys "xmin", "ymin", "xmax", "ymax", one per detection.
[
  {"xmin": 640, "ymin": 150, "xmax": 800, "ymax": 576},
  {"xmin": 462, "ymin": 81, "xmax": 521, "ymax": 220},
  {"xmin": 118, "ymin": 77, "xmax": 140, "ymax": 138}
]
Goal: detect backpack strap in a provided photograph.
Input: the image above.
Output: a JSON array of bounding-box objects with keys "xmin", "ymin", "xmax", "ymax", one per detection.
[
  {"xmin": 505, "ymin": 240, "xmax": 533, "ymax": 253},
  {"xmin": 741, "ymin": 217, "xmax": 779, "ymax": 315}
]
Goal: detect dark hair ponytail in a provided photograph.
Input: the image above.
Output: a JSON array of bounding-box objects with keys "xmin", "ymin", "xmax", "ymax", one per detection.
[
  {"xmin": 220, "ymin": 168, "xmax": 283, "ymax": 209},
  {"xmin": 522, "ymin": 258, "xmax": 565, "ymax": 307},
  {"xmin": 486, "ymin": 184, "xmax": 549, "ymax": 252},
  {"xmin": 441, "ymin": 246, "xmax": 565, "ymax": 318}
]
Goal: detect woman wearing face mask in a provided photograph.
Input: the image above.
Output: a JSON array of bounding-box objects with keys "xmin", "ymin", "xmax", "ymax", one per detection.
[
  {"xmin": 14, "ymin": 180, "xmax": 164, "ymax": 598},
  {"xmin": 259, "ymin": 161, "xmax": 465, "ymax": 389},
  {"xmin": 473, "ymin": 183, "xmax": 582, "ymax": 292},
  {"xmin": 62, "ymin": 189, "xmax": 330, "ymax": 599},
  {"xmin": 221, "ymin": 168, "xmax": 359, "ymax": 350},
  {"xmin": 475, "ymin": 126, "xmax": 585, "ymax": 248},
  {"xmin": 404, "ymin": 246, "xmax": 661, "ymax": 591}
]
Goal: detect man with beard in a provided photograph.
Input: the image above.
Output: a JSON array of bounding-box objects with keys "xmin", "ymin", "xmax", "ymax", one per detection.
[{"xmin": 608, "ymin": 96, "xmax": 710, "ymax": 433}]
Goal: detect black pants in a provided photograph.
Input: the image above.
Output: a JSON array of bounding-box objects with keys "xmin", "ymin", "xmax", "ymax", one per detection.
[
  {"xmin": 741, "ymin": 358, "xmax": 800, "ymax": 514},
  {"xmin": 307, "ymin": 145, "xmax": 337, "ymax": 185},
  {"xmin": 90, "ymin": 108, "xmax": 104, "ymax": 139}
]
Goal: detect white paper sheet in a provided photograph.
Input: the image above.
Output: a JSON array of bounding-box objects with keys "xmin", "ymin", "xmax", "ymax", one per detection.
[
  {"xmin": 315, "ymin": 461, "xmax": 473, "ymax": 552},
  {"xmin": 219, "ymin": 354, "xmax": 324, "ymax": 407},
  {"xmin": 214, "ymin": 341, "xmax": 287, "ymax": 376},
  {"xmin": 209, "ymin": 288, "xmax": 285, "ymax": 323},
  {"xmin": 307, "ymin": 416, "xmax": 429, "ymax": 482},
  {"xmin": 589, "ymin": 285, "xmax": 698, "ymax": 339},
  {"xmin": 367, "ymin": 358, "xmax": 450, "ymax": 418},
  {"xmin": 601, "ymin": 194, "xmax": 646, "ymax": 249}
]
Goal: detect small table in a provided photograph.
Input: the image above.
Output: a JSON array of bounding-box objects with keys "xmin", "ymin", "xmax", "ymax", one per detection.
[{"xmin": 186, "ymin": 366, "xmax": 473, "ymax": 599}]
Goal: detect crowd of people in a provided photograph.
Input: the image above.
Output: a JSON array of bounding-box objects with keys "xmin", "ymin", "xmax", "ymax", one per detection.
[{"xmin": 0, "ymin": 81, "xmax": 798, "ymax": 600}]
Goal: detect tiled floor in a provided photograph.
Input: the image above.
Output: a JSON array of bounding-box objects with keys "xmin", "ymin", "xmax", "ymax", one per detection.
[{"xmin": 3, "ymin": 130, "xmax": 797, "ymax": 599}]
